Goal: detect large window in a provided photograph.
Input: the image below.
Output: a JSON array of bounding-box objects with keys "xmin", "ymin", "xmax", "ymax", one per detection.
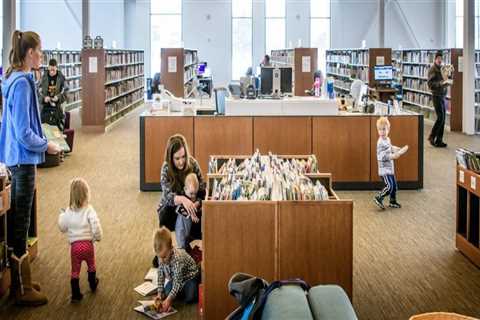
[
  {"xmin": 310, "ymin": 0, "xmax": 331, "ymax": 73},
  {"xmin": 456, "ymin": 0, "xmax": 463, "ymax": 48},
  {"xmin": 150, "ymin": 0, "xmax": 182, "ymax": 75},
  {"xmin": 265, "ymin": 0, "xmax": 286, "ymax": 56},
  {"xmin": 232, "ymin": 0, "xmax": 252, "ymax": 80}
]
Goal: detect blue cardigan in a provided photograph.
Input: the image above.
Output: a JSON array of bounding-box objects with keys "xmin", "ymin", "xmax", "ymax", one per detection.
[{"xmin": 0, "ymin": 71, "xmax": 47, "ymax": 166}]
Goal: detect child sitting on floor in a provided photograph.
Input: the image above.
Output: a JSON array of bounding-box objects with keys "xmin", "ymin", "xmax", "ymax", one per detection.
[
  {"xmin": 58, "ymin": 178, "xmax": 103, "ymax": 302},
  {"xmin": 154, "ymin": 227, "xmax": 200, "ymax": 312},
  {"xmin": 175, "ymin": 173, "xmax": 201, "ymax": 251}
]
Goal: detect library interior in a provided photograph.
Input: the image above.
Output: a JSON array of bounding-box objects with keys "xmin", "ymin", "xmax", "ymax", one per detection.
[{"xmin": 1, "ymin": 1, "xmax": 480, "ymax": 319}]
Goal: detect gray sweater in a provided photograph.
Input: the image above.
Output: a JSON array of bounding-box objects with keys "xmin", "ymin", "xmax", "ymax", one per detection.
[{"xmin": 377, "ymin": 137, "xmax": 395, "ymax": 176}]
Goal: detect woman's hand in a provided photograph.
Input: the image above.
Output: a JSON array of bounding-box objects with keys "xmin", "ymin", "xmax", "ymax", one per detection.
[
  {"xmin": 190, "ymin": 211, "xmax": 200, "ymax": 223},
  {"xmin": 181, "ymin": 196, "xmax": 197, "ymax": 216},
  {"xmin": 47, "ymin": 141, "xmax": 61, "ymax": 154}
]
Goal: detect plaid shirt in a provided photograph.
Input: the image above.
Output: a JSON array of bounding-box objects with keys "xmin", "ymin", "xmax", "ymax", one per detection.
[{"xmin": 157, "ymin": 248, "xmax": 199, "ymax": 300}]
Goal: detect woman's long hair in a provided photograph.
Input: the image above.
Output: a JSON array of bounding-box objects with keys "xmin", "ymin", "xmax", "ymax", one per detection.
[
  {"xmin": 5, "ymin": 30, "xmax": 41, "ymax": 79},
  {"xmin": 164, "ymin": 134, "xmax": 193, "ymax": 192}
]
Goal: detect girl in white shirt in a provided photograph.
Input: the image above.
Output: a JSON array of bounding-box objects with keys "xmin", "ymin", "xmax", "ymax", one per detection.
[{"xmin": 58, "ymin": 178, "xmax": 103, "ymax": 303}]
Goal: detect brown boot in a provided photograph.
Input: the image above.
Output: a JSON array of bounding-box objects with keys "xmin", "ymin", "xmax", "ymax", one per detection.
[{"xmin": 10, "ymin": 253, "xmax": 48, "ymax": 306}]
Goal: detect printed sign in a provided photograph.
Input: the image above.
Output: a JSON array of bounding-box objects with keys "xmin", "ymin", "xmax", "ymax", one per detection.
[
  {"xmin": 168, "ymin": 56, "xmax": 177, "ymax": 73},
  {"xmin": 88, "ymin": 57, "xmax": 97, "ymax": 73},
  {"xmin": 376, "ymin": 56, "xmax": 385, "ymax": 65},
  {"xmin": 302, "ymin": 56, "xmax": 311, "ymax": 73},
  {"xmin": 459, "ymin": 170, "xmax": 465, "ymax": 183}
]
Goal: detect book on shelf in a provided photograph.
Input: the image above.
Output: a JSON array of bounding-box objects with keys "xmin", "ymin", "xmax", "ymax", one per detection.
[
  {"xmin": 134, "ymin": 300, "xmax": 177, "ymax": 319},
  {"xmin": 208, "ymin": 152, "xmax": 328, "ymax": 201},
  {"xmin": 106, "ymin": 51, "xmax": 144, "ymax": 66},
  {"xmin": 456, "ymin": 148, "xmax": 480, "ymax": 173}
]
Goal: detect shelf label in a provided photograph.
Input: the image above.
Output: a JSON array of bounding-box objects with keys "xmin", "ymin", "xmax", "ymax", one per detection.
[
  {"xmin": 471, "ymin": 176, "xmax": 476, "ymax": 190},
  {"xmin": 459, "ymin": 170, "xmax": 465, "ymax": 183},
  {"xmin": 88, "ymin": 57, "xmax": 97, "ymax": 73},
  {"xmin": 302, "ymin": 56, "xmax": 311, "ymax": 73},
  {"xmin": 168, "ymin": 56, "xmax": 177, "ymax": 73}
]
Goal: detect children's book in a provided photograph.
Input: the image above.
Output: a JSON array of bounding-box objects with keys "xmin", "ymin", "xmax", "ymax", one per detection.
[
  {"xmin": 144, "ymin": 268, "xmax": 158, "ymax": 282},
  {"xmin": 134, "ymin": 282, "xmax": 158, "ymax": 297},
  {"xmin": 134, "ymin": 300, "xmax": 177, "ymax": 319}
]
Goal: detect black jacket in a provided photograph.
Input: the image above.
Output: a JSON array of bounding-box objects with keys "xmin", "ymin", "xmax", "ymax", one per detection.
[
  {"xmin": 427, "ymin": 63, "xmax": 447, "ymax": 97},
  {"xmin": 39, "ymin": 70, "xmax": 67, "ymax": 105}
]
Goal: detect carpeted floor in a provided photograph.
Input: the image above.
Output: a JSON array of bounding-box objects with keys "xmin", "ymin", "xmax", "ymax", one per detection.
[{"xmin": 0, "ymin": 106, "xmax": 479, "ymax": 320}]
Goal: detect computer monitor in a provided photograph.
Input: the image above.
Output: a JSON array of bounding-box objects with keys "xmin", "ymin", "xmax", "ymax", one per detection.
[
  {"xmin": 260, "ymin": 68, "xmax": 273, "ymax": 95},
  {"xmin": 197, "ymin": 63, "xmax": 206, "ymax": 76},
  {"xmin": 374, "ymin": 66, "xmax": 393, "ymax": 83},
  {"xmin": 280, "ymin": 67, "xmax": 293, "ymax": 94}
]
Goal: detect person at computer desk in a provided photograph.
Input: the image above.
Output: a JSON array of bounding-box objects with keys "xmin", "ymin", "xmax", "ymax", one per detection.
[{"xmin": 260, "ymin": 55, "xmax": 271, "ymax": 67}]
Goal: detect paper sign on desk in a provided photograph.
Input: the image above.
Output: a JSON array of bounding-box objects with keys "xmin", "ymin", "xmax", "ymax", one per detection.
[
  {"xmin": 302, "ymin": 56, "xmax": 311, "ymax": 72},
  {"xmin": 471, "ymin": 176, "xmax": 477, "ymax": 190},
  {"xmin": 89, "ymin": 57, "xmax": 97, "ymax": 73},
  {"xmin": 168, "ymin": 56, "xmax": 177, "ymax": 73},
  {"xmin": 459, "ymin": 170, "xmax": 465, "ymax": 183}
]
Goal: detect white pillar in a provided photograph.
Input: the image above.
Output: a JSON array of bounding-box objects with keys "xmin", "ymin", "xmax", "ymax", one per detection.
[
  {"xmin": 379, "ymin": 0, "xmax": 385, "ymax": 47},
  {"xmin": 3, "ymin": 0, "xmax": 16, "ymax": 70},
  {"xmin": 463, "ymin": 0, "xmax": 475, "ymax": 135},
  {"xmin": 82, "ymin": 0, "xmax": 90, "ymax": 41}
]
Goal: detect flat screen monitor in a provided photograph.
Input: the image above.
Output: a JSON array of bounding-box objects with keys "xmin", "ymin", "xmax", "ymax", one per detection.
[
  {"xmin": 374, "ymin": 66, "xmax": 393, "ymax": 82},
  {"xmin": 260, "ymin": 68, "xmax": 273, "ymax": 95},
  {"xmin": 215, "ymin": 88, "xmax": 226, "ymax": 115},
  {"xmin": 197, "ymin": 63, "xmax": 206, "ymax": 75},
  {"xmin": 280, "ymin": 67, "xmax": 293, "ymax": 94}
]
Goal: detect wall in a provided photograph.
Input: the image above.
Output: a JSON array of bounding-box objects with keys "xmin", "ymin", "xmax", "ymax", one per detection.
[
  {"xmin": 90, "ymin": 0, "xmax": 125, "ymax": 48},
  {"xmin": 286, "ymin": 0, "xmax": 310, "ymax": 49},
  {"xmin": 20, "ymin": 0, "xmax": 82, "ymax": 49},
  {"xmin": 125, "ymin": 0, "xmax": 150, "ymax": 74}
]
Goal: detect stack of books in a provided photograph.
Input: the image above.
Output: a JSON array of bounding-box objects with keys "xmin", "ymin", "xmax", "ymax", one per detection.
[{"xmin": 456, "ymin": 148, "xmax": 480, "ymax": 173}]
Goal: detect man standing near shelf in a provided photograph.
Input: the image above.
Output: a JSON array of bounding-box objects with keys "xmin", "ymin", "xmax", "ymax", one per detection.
[
  {"xmin": 39, "ymin": 58, "xmax": 67, "ymax": 131},
  {"xmin": 427, "ymin": 51, "xmax": 451, "ymax": 148}
]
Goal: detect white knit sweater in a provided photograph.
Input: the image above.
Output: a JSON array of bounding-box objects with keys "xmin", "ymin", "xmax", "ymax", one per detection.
[{"xmin": 58, "ymin": 205, "xmax": 103, "ymax": 243}]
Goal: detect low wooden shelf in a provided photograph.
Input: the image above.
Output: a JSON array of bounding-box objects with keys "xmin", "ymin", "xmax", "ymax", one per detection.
[
  {"xmin": 456, "ymin": 166, "xmax": 480, "ymax": 268},
  {"xmin": 201, "ymin": 157, "xmax": 353, "ymax": 319}
]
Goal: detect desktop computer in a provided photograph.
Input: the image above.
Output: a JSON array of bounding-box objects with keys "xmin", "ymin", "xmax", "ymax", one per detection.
[
  {"xmin": 260, "ymin": 67, "xmax": 293, "ymax": 96},
  {"xmin": 374, "ymin": 65, "xmax": 393, "ymax": 86}
]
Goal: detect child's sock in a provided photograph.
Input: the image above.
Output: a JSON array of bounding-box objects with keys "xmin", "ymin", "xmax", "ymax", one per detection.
[
  {"xmin": 88, "ymin": 272, "xmax": 99, "ymax": 292},
  {"xmin": 374, "ymin": 194, "xmax": 385, "ymax": 210},
  {"xmin": 70, "ymin": 278, "xmax": 83, "ymax": 303}
]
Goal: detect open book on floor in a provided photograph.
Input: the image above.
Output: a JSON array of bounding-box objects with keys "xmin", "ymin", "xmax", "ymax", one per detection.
[
  {"xmin": 135, "ymin": 268, "xmax": 160, "ymax": 296},
  {"xmin": 134, "ymin": 300, "xmax": 177, "ymax": 319}
]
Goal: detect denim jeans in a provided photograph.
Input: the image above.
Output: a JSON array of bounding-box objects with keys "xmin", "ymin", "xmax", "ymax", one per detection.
[
  {"xmin": 164, "ymin": 276, "xmax": 199, "ymax": 304},
  {"xmin": 7, "ymin": 165, "xmax": 36, "ymax": 257},
  {"xmin": 175, "ymin": 214, "xmax": 192, "ymax": 249}
]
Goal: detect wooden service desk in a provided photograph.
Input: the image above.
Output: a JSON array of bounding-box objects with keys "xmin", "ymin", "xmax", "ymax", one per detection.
[{"xmin": 140, "ymin": 111, "xmax": 423, "ymax": 191}]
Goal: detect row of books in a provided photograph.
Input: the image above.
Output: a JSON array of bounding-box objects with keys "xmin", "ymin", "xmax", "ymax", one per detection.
[
  {"xmin": 333, "ymin": 79, "xmax": 351, "ymax": 91},
  {"xmin": 475, "ymin": 65, "xmax": 480, "ymax": 78},
  {"xmin": 403, "ymin": 78, "xmax": 430, "ymax": 93},
  {"xmin": 42, "ymin": 51, "xmax": 80, "ymax": 65},
  {"xmin": 402, "ymin": 65, "xmax": 429, "ymax": 78},
  {"xmin": 66, "ymin": 90, "xmax": 81, "ymax": 105},
  {"xmin": 105, "ymin": 51, "xmax": 144, "ymax": 66},
  {"xmin": 105, "ymin": 77, "xmax": 144, "ymax": 101},
  {"xmin": 184, "ymin": 50, "xmax": 198, "ymax": 66},
  {"xmin": 184, "ymin": 68, "xmax": 197, "ymax": 84},
  {"xmin": 404, "ymin": 91, "xmax": 432, "ymax": 107},
  {"xmin": 326, "ymin": 50, "xmax": 369, "ymax": 65},
  {"xmin": 271, "ymin": 49, "xmax": 294, "ymax": 66},
  {"xmin": 66, "ymin": 79, "xmax": 81, "ymax": 91},
  {"xmin": 475, "ymin": 51, "xmax": 480, "ymax": 63},
  {"xmin": 106, "ymin": 65, "xmax": 144, "ymax": 82},
  {"xmin": 402, "ymin": 50, "xmax": 451, "ymax": 65},
  {"xmin": 456, "ymin": 148, "xmax": 480, "ymax": 173},
  {"xmin": 105, "ymin": 89, "xmax": 143, "ymax": 119}
]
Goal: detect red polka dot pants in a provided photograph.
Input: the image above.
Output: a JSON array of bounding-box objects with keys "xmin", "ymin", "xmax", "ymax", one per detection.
[{"xmin": 70, "ymin": 240, "xmax": 96, "ymax": 279}]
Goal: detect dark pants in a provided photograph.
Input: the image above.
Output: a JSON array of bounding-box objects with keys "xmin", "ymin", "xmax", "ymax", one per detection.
[
  {"xmin": 164, "ymin": 275, "xmax": 200, "ymax": 303},
  {"xmin": 7, "ymin": 165, "xmax": 36, "ymax": 257},
  {"xmin": 430, "ymin": 95, "xmax": 446, "ymax": 144},
  {"xmin": 158, "ymin": 206, "xmax": 177, "ymax": 231},
  {"xmin": 379, "ymin": 174, "xmax": 397, "ymax": 202},
  {"xmin": 41, "ymin": 104, "xmax": 65, "ymax": 131}
]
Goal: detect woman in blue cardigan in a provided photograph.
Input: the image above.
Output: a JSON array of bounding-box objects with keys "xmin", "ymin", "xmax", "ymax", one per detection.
[{"xmin": 0, "ymin": 30, "xmax": 60, "ymax": 306}]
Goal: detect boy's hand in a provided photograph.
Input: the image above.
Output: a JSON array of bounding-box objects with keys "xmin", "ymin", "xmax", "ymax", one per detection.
[
  {"xmin": 391, "ymin": 152, "xmax": 400, "ymax": 160},
  {"xmin": 161, "ymin": 296, "xmax": 172, "ymax": 312},
  {"xmin": 154, "ymin": 296, "xmax": 163, "ymax": 312}
]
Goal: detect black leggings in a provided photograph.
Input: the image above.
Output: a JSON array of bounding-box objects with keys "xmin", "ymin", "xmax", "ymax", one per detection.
[{"xmin": 7, "ymin": 165, "xmax": 36, "ymax": 257}]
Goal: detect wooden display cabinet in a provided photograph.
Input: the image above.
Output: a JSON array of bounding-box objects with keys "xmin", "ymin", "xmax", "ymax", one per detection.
[{"xmin": 201, "ymin": 157, "xmax": 353, "ymax": 319}]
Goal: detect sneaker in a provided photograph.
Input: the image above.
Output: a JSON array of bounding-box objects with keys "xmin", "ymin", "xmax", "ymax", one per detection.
[
  {"xmin": 435, "ymin": 141, "xmax": 447, "ymax": 148},
  {"xmin": 389, "ymin": 201, "xmax": 402, "ymax": 208},
  {"xmin": 374, "ymin": 195, "xmax": 385, "ymax": 210}
]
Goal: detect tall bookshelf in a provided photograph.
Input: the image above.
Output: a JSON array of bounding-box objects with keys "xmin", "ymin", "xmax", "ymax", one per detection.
[
  {"xmin": 270, "ymin": 47, "xmax": 318, "ymax": 96},
  {"xmin": 160, "ymin": 48, "xmax": 199, "ymax": 98},
  {"xmin": 325, "ymin": 48, "xmax": 391, "ymax": 95},
  {"xmin": 394, "ymin": 48, "xmax": 463, "ymax": 132},
  {"xmin": 474, "ymin": 50, "xmax": 480, "ymax": 134},
  {"xmin": 42, "ymin": 50, "xmax": 82, "ymax": 111},
  {"xmin": 81, "ymin": 49, "xmax": 144, "ymax": 131}
]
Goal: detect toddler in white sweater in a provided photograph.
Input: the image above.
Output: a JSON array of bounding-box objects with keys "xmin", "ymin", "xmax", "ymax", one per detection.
[{"xmin": 58, "ymin": 178, "xmax": 103, "ymax": 303}]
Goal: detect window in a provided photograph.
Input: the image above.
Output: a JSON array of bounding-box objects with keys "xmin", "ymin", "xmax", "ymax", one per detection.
[
  {"xmin": 150, "ymin": 0, "xmax": 182, "ymax": 75},
  {"xmin": 310, "ymin": 0, "xmax": 331, "ymax": 73},
  {"xmin": 456, "ymin": 0, "xmax": 463, "ymax": 48},
  {"xmin": 232, "ymin": 0, "xmax": 252, "ymax": 80},
  {"xmin": 265, "ymin": 0, "xmax": 286, "ymax": 55}
]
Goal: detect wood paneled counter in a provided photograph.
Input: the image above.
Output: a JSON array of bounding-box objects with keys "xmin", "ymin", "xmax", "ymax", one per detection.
[{"xmin": 140, "ymin": 113, "xmax": 423, "ymax": 191}]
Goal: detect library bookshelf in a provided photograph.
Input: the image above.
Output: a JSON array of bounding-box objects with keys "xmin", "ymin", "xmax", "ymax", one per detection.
[
  {"xmin": 81, "ymin": 49, "xmax": 144, "ymax": 132},
  {"xmin": 160, "ymin": 48, "xmax": 199, "ymax": 98}
]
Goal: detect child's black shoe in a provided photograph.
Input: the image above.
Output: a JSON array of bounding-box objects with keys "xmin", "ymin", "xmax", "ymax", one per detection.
[
  {"xmin": 152, "ymin": 255, "xmax": 159, "ymax": 268},
  {"xmin": 70, "ymin": 278, "xmax": 83, "ymax": 303},
  {"xmin": 88, "ymin": 272, "xmax": 99, "ymax": 292},
  {"xmin": 389, "ymin": 201, "xmax": 402, "ymax": 208},
  {"xmin": 374, "ymin": 195, "xmax": 385, "ymax": 210}
]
